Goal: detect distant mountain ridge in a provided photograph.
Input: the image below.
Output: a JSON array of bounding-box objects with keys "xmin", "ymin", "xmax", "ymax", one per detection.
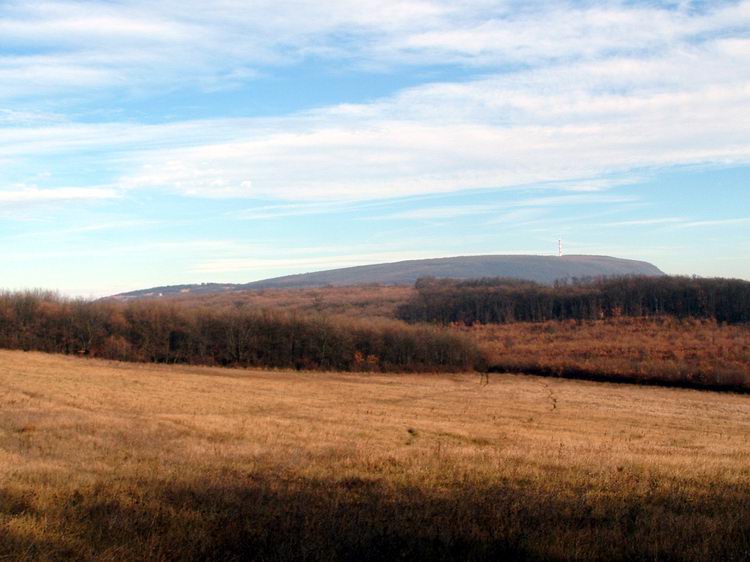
[{"xmin": 112, "ymin": 254, "xmax": 664, "ymax": 300}]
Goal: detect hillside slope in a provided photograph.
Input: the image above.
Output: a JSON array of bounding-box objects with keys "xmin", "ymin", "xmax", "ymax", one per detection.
[
  {"xmin": 114, "ymin": 254, "xmax": 663, "ymax": 299},
  {"xmin": 243, "ymin": 254, "xmax": 664, "ymax": 289}
]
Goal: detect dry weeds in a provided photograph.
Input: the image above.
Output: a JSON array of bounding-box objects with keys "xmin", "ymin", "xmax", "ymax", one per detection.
[
  {"xmin": 1, "ymin": 349, "xmax": 750, "ymax": 560},
  {"xmin": 470, "ymin": 317, "xmax": 750, "ymax": 391},
  {"xmin": 133, "ymin": 285, "xmax": 414, "ymax": 320}
]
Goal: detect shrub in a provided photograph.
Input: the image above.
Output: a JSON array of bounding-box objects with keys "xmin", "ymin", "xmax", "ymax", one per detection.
[{"xmin": 0, "ymin": 291, "xmax": 482, "ymax": 373}]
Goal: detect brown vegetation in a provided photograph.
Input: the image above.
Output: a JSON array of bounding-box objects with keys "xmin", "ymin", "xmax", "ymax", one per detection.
[
  {"xmin": 469, "ymin": 317, "xmax": 750, "ymax": 392},
  {"xmin": 398, "ymin": 276, "xmax": 750, "ymax": 324},
  {"xmin": 117, "ymin": 284, "xmax": 414, "ymax": 319},
  {"xmin": 0, "ymin": 291, "xmax": 480, "ymax": 372},
  {"xmin": 1, "ymin": 350, "xmax": 749, "ymax": 560}
]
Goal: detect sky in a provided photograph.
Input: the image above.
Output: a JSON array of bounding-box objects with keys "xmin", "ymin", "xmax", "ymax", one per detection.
[{"xmin": 1, "ymin": 0, "xmax": 749, "ymax": 296}]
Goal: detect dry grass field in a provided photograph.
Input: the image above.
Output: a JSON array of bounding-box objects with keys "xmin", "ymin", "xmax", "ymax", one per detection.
[
  {"xmin": 470, "ymin": 318, "xmax": 750, "ymax": 392},
  {"xmin": 2, "ymin": 349, "xmax": 750, "ymax": 561}
]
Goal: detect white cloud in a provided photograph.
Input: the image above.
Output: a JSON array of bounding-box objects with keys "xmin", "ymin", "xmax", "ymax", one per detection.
[
  {"xmin": 0, "ymin": 186, "xmax": 118, "ymax": 204},
  {"xmin": 670, "ymin": 217, "xmax": 750, "ymax": 229},
  {"xmin": 2, "ymin": 0, "xmax": 750, "ymax": 99},
  {"xmin": 114, "ymin": 35, "xmax": 750, "ymax": 200},
  {"xmin": 192, "ymin": 250, "xmax": 465, "ymax": 274},
  {"xmin": 229, "ymin": 201, "xmax": 363, "ymax": 220},
  {"xmin": 601, "ymin": 217, "xmax": 687, "ymax": 227},
  {"xmin": 1, "ymin": 1, "xmax": 749, "ymax": 203},
  {"xmin": 371, "ymin": 193, "xmax": 638, "ymax": 221}
]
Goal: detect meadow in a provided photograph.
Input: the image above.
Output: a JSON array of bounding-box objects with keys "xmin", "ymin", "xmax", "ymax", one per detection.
[{"xmin": 2, "ymin": 349, "xmax": 749, "ymax": 561}]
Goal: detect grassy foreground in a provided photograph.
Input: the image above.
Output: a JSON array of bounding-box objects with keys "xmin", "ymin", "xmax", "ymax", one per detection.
[{"xmin": 1, "ymin": 350, "xmax": 750, "ymax": 561}]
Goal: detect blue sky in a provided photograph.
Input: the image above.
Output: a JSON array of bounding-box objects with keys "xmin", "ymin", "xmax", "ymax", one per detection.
[{"xmin": 1, "ymin": 0, "xmax": 749, "ymax": 296}]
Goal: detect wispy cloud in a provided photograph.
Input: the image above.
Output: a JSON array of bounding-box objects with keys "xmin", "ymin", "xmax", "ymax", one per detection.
[
  {"xmin": 1, "ymin": 2, "xmax": 749, "ymax": 203},
  {"xmin": 229, "ymin": 201, "xmax": 364, "ymax": 220},
  {"xmin": 601, "ymin": 217, "xmax": 688, "ymax": 227},
  {"xmin": 0, "ymin": 239, "xmax": 245, "ymax": 261},
  {"xmin": 2, "ymin": 1, "xmax": 750, "ymax": 290},
  {"xmin": 47, "ymin": 39, "xmax": 750, "ymax": 200},
  {"xmin": 192, "ymin": 250, "xmax": 484, "ymax": 275},
  {"xmin": 0, "ymin": 186, "xmax": 118, "ymax": 204},
  {"xmin": 193, "ymin": 253, "xmax": 403, "ymax": 274},
  {"xmin": 669, "ymin": 217, "xmax": 750, "ymax": 229},
  {"xmin": 373, "ymin": 194, "xmax": 639, "ymax": 221},
  {"xmin": 598, "ymin": 216, "xmax": 750, "ymax": 230},
  {"xmin": 5, "ymin": 219, "xmax": 159, "ymax": 241},
  {"xmin": 2, "ymin": 1, "xmax": 749, "ymax": 98}
]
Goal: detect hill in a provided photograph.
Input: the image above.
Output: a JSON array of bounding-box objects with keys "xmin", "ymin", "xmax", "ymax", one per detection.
[
  {"xmin": 244, "ymin": 254, "xmax": 663, "ymax": 288},
  {"xmin": 113, "ymin": 254, "xmax": 664, "ymax": 299}
]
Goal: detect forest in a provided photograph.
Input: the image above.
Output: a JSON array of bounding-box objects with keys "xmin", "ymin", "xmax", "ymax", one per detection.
[
  {"xmin": 0, "ymin": 291, "xmax": 480, "ymax": 372},
  {"xmin": 2, "ymin": 276, "xmax": 749, "ymax": 390},
  {"xmin": 397, "ymin": 276, "xmax": 750, "ymax": 325}
]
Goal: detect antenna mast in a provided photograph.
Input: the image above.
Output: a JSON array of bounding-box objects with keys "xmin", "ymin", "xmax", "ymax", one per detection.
[{"xmin": 558, "ymin": 239, "xmax": 563, "ymax": 257}]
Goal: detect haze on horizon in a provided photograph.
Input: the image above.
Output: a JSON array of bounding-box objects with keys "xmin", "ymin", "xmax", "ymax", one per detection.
[{"xmin": 1, "ymin": 0, "xmax": 749, "ymax": 297}]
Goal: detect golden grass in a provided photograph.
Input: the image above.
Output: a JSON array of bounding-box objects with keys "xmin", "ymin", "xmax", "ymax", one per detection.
[{"xmin": 2, "ymin": 349, "xmax": 750, "ymax": 560}]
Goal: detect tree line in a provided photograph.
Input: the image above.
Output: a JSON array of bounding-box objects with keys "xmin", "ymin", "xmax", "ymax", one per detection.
[
  {"xmin": 0, "ymin": 291, "xmax": 482, "ymax": 372},
  {"xmin": 397, "ymin": 276, "xmax": 750, "ymax": 325}
]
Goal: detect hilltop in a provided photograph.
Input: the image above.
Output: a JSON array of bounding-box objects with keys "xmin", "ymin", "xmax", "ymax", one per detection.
[{"xmin": 112, "ymin": 254, "xmax": 664, "ymax": 299}]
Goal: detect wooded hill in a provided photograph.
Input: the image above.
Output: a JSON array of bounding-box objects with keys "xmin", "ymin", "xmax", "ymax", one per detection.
[{"xmin": 113, "ymin": 254, "xmax": 664, "ymax": 299}]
